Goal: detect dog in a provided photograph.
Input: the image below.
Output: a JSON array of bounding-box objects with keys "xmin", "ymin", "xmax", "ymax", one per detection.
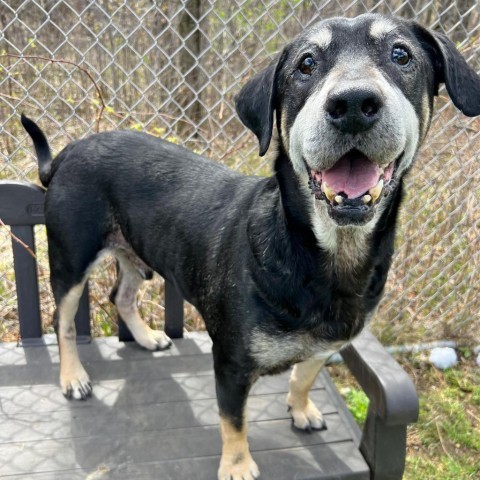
[{"xmin": 22, "ymin": 13, "xmax": 480, "ymax": 480}]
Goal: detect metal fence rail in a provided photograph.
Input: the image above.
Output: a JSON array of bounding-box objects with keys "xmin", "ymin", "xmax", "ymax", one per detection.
[{"xmin": 1, "ymin": 0, "xmax": 479, "ymax": 345}]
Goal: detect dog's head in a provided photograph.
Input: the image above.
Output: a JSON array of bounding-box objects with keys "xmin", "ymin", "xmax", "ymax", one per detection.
[{"xmin": 236, "ymin": 14, "xmax": 480, "ymax": 227}]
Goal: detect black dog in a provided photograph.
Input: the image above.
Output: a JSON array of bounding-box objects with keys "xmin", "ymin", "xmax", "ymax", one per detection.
[{"xmin": 23, "ymin": 13, "xmax": 480, "ymax": 480}]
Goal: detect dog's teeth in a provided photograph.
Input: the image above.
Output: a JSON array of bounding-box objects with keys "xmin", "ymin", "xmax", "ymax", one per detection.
[
  {"xmin": 335, "ymin": 195, "xmax": 343, "ymax": 204},
  {"xmin": 369, "ymin": 179, "xmax": 384, "ymax": 202},
  {"xmin": 322, "ymin": 183, "xmax": 336, "ymax": 202},
  {"xmin": 362, "ymin": 194, "xmax": 372, "ymax": 204}
]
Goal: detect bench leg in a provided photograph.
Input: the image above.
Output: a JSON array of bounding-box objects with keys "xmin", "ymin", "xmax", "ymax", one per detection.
[
  {"xmin": 360, "ymin": 403, "xmax": 408, "ymax": 480},
  {"xmin": 165, "ymin": 280, "xmax": 184, "ymax": 339}
]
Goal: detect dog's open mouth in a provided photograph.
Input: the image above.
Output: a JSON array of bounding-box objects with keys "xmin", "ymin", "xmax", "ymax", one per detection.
[{"xmin": 308, "ymin": 149, "xmax": 399, "ymax": 225}]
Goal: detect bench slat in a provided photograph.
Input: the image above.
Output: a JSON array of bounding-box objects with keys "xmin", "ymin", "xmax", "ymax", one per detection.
[
  {"xmin": 11, "ymin": 225, "xmax": 43, "ymax": 342},
  {"xmin": 0, "ymin": 336, "xmax": 370, "ymax": 479}
]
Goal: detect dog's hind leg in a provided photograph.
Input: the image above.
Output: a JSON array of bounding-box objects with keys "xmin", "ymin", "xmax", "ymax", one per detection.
[
  {"xmin": 287, "ymin": 356, "xmax": 327, "ymax": 431},
  {"xmin": 53, "ymin": 277, "xmax": 92, "ymax": 400},
  {"xmin": 112, "ymin": 251, "xmax": 172, "ymax": 351}
]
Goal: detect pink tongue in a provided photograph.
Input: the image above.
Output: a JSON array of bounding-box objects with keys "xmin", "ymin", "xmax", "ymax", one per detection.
[{"xmin": 322, "ymin": 152, "xmax": 381, "ymax": 199}]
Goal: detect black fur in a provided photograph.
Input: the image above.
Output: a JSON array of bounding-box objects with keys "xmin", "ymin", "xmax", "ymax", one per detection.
[
  {"xmin": 21, "ymin": 13, "xmax": 480, "ymax": 477},
  {"xmin": 20, "ymin": 113, "xmax": 53, "ymax": 187},
  {"xmin": 411, "ymin": 24, "xmax": 480, "ymax": 116},
  {"xmin": 235, "ymin": 58, "xmax": 283, "ymax": 156}
]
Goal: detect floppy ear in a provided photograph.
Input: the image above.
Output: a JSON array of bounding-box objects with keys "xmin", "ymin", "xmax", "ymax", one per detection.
[
  {"xmin": 235, "ymin": 60, "xmax": 279, "ymax": 156},
  {"xmin": 416, "ymin": 24, "xmax": 480, "ymax": 117}
]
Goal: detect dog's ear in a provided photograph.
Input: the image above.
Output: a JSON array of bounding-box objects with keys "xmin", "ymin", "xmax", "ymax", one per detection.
[
  {"xmin": 415, "ymin": 23, "xmax": 480, "ymax": 116},
  {"xmin": 235, "ymin": 58, "xmax": 280, "ymax": 156}
]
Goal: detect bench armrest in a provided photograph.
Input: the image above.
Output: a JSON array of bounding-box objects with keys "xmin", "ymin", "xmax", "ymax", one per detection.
[
  {"xmin": 341, "ymin": 330, "xmax": 419, "ymax": 425},
  {"xmin": 341, "ymin": 330, "xmax": 419, "ymax": 479}
]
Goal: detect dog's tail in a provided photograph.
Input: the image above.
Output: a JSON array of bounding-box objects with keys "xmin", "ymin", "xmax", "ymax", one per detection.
[{"xmin": 21, "ymin": 114, "xmax": 53, "ymax": 187}]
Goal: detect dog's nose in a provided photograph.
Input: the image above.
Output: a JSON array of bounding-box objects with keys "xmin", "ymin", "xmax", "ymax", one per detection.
[{"xmin": 325, "ymin": 88, "xmax": 383, "ymax": 134}]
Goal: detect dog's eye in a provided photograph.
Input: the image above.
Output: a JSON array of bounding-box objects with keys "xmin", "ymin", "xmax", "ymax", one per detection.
[
  {"xmin": 391, "ymin": 47, "xmax": 411, "ymax": 66},
  {"xmin": 299, "ymin": 56, "xmax": 315, "ymax": 75}
]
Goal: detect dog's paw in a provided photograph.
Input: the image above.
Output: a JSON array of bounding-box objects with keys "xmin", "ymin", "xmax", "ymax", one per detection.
[
  {"xmin": 60, "ymin": 365, "xmax": 92, "ymax": 400},
  {"xmin": 136, "ymin": 327, "xmax": 172, "ymax": 351},
  {"xmin": 287, "ymin": 396, "xmax": 327, "ymax": 431},
  {"xmin": 149, "ymin": 329, "xmax": 173, "ymax": 350},
  {"xmin": 218, "ymin": 453, "xmax": 260, "ymax": 480}
]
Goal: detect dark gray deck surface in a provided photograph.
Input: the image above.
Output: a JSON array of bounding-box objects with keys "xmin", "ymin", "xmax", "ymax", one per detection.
[{"xmin": 0, "ymin": 333, "xmax": 369, "ymax": 479}]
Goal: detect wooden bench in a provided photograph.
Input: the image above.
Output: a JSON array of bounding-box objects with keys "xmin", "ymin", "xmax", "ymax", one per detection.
[{"xmin": 0, "ymin": 180, "xmax": 419, "ymax": 479}]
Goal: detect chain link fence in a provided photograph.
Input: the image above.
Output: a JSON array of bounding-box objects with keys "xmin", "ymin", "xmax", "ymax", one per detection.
[{"xmin": 1, "ymin": 0, "xmax": 479, "ymax": 345}]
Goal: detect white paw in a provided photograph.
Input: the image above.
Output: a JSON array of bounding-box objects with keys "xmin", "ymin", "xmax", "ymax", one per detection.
[
  {"xmin": 287, "ymin": 396, "xmax": 327, "ymax": 431},
  {"xmin": 136, "ymin": 327, "xmax": 172, "ymax": 351},
  {"xmin": 60, "ymin": 365, "xmax": 92, "ymax": 400},
  {"xmin": 150, "ymin": 329, "xmax": 172, "ymax": 350},
  {"xmin": 218, "ymin": 453, "xmax": 260, "ymax": 480}
]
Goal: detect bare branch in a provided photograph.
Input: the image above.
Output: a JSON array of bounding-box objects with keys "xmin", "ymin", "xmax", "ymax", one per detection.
[{"xmin": 0, "ymin": 218, "xmax": 36, "ymax": 259}]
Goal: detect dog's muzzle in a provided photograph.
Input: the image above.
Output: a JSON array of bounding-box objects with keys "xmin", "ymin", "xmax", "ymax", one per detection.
[
  {"xmin": 307, "ymin": 149, "xmax": 399, "ymax": 226},
  {"xmin": 325, "ymin": 87, "xmax": 383, "ymax": 135}
]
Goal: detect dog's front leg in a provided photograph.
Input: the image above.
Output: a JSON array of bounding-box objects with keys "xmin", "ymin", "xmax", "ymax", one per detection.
[
  {"xmin": 287, "ymin": 356, "xmax": 327, "ymax": 431},
  {"xmin": 218, "ymin": 414, "xmax": 259, "ymax": 480},
  {"xmin": 214, "ymin": 348, "xmax": 259, "ymax": 480}
]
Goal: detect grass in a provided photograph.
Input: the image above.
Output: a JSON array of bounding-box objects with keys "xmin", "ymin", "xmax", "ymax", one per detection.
[
  {"xmin": 406, "ymin": 361, "xmax": 480, "ymax": 480},
  {"xmin": 331, "ymin": 350, "xmax": 480, "ymax": 480},
  {"xmin": 339, "ymin": 386, "xmax": 369, "ymax": 426}
]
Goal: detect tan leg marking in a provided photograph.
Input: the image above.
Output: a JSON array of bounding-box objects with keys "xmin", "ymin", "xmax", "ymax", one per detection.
[
  {"xmin": 115, "ymin": 255, "xmax": 171, "ymax": 351},
  {"xmin": 218, "ymin": 416, "xmax": 259, "ymax": 480},
  {"xmin": 287, "ymin": 356, "xmax": 327, "ymax": 430},
  {"xmin": 58, "ymin": 281, "xmax": 92, "ymax": 400}
]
